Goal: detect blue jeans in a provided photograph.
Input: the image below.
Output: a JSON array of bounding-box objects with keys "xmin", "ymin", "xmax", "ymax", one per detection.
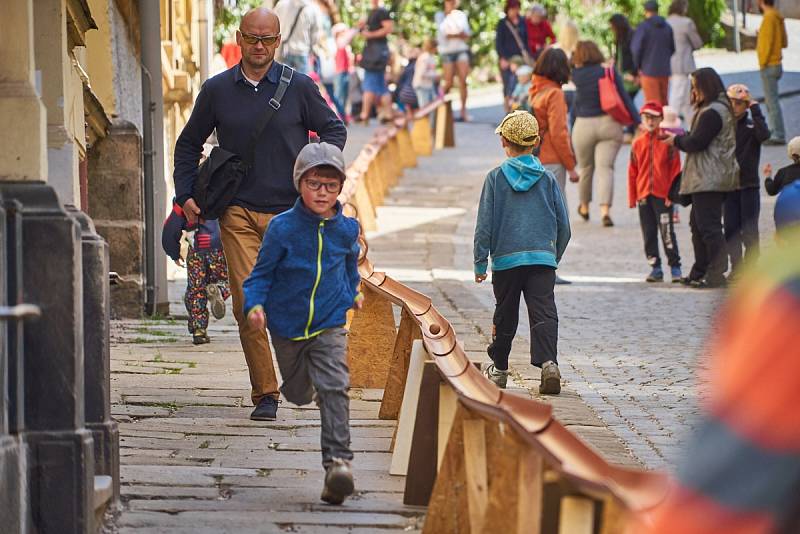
[
  {"xmin": 333, "ymin": 72, "xmax": 349, "ymax": 118},
  {"xmin": 760, "ymin": 64, "xmax": 786, "ymax": 141},
  {"xmin": 282, "ymin": 54, "xmax": 311, "ymax": 75}
]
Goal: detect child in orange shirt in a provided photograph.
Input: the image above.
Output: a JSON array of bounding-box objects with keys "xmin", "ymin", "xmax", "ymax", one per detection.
[{"xmin": 628, "ymin": 101, "xmax": 683, "ymax": 282}]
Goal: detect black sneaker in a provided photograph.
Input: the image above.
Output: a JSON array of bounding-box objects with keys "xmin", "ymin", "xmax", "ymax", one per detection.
[
  {"xmin": 321, "ymin": 458, "xmax": 355, "ymax": 505},
  {"xmin": 250, "ymin": 396, "xmax": 279, "ymax": 421},
  {"xmin": 192, "ymin": 329, "xmax": 210, "ymax": 345}
]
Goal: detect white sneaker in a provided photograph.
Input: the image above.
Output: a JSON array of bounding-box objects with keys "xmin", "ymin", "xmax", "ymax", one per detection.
[
  {"xmin": 206, "ymin": 284, "xmax": 226, "ymax": 320},
  {"xmin": 483, "ymin": 363, "xmax": 508, "ymax": 389}
]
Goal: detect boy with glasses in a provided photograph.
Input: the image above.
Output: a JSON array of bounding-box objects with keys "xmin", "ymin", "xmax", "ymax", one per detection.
[{"xmin": 243, "ymin": 142, "xmax": 363, "ymax": 504}]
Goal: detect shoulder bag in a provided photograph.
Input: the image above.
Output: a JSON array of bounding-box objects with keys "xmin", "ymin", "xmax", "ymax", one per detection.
[
  {"xmin": 504, "ymin": 19, "xmax": 534, "ymax": 66},
  {"xmin": 598, "ymin": 67, "xmax": 634, "ymax": 126},
  {"xmin": 193, "ymin": 65, "xmax": 294, "ymax": 220}
]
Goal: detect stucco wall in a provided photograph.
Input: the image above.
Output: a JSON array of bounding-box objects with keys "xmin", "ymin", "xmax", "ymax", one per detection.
[{"xmin": 109, "ymin": 1, "xmax": 143, "ymax": 133}]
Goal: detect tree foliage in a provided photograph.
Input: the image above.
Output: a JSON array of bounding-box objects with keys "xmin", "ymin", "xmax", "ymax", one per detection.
[{"xmin": 213, "ymin": 0, "xmax": 726, "ymax": 68}]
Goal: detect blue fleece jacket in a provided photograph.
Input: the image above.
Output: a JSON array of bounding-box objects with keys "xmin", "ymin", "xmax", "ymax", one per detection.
[
  {"xmin": 242, "ymin": 198, "xmax": 361, "ymax": 340},
  {"xmin": 474, "ymin": 155, "xmax": 570, "ymax": 275}
]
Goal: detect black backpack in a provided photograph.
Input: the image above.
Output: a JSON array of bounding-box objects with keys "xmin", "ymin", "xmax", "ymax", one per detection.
[{"xmin": 193, "ymin": 65, "xmax": 294, "ymax": 220}]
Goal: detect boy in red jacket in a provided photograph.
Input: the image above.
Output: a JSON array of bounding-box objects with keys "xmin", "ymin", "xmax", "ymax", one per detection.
[{"xmin": 628, "ymin": 101, "xmax": 682, "ymax": 282}]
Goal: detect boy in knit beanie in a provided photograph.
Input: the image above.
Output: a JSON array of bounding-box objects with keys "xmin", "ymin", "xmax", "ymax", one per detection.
[{"xmin": 243, "ymin": 142, "xmax": 363, "ymax": 505}]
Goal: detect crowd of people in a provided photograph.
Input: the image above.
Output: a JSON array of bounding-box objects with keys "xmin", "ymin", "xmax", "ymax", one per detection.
[{"xmin": 162, "ymin": 0, "xmax": 800, "ymax": 514}]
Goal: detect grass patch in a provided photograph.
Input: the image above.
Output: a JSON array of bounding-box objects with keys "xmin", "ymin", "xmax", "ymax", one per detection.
[
  {"xmin": 134, "ymin": 327, "xmax": 175, "ymax": 337},
  {"xmin": 199, "ymin": 440, "xmax": 210, "ymax": 449},
  {"xmin": 130, "ymin": 337, "xmax": 180, "ymax": 344}
]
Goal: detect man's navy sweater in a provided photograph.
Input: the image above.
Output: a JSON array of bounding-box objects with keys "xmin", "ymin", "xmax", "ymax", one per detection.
[{"xmin": 173, "ymin": 61, "xmax": 347, "ymax": 214}]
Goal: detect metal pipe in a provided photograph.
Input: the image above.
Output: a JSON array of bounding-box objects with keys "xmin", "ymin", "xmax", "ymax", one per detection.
[
  {"xmin": 732, "ymin": 0, "xmax": 741, "ymax": 53},
  {"xmin": 198, "ymin": 0, "xmax": 212, "ymax": 81},
  {"xmin": 139, "ymin": 0, "xmax": 168, "ymax": 316},
  {"xmin": 140, "ymin": 63, "xmax": 156, "ymax": 315}
]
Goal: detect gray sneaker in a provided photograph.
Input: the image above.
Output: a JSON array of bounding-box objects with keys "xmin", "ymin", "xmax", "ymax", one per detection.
[
  {"xmin": 539, "ymin": 361, "xmax": 561, "ymax": 395},
  {"xmin": 321, "ymin": 458, "xmax": 354, "ymax": 505},
  {"xmin": 206, "ymin": 284, "xmax": 226, "ymax": 320},
  {"xmin": 483, "ymin": 363, "xmax": 509, "ymax": 389}
]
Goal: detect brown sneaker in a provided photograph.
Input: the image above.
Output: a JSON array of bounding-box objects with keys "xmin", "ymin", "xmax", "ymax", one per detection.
[
  {"xmin": 320, "ymin": 458, "xmax": 354, "ymax": 505},
  {"xmin": 539, "ymin": 361, "xmax": 561, "ymax": 395}
]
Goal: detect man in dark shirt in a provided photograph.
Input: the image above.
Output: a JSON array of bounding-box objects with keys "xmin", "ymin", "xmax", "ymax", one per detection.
[
  {"xmin": 631, "ymin": 1, "xmax": 675, "ymax": 105},
  {"xmin": 173, "ymin": 7, "xmax": 347, "ymax": 422}
]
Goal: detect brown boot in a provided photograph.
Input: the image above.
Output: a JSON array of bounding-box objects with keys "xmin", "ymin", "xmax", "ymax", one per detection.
[{"xmin": 539, "ymin": 361, "xmax": 561, "ymax": 395}]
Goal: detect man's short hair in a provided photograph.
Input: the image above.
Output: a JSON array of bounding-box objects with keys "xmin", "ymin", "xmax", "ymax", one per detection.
[{"xmin": 762, "ymin": 0, "xmax": 775, "ymax": 6}]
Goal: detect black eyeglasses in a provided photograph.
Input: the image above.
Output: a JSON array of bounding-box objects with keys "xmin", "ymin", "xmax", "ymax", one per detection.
[
  {"xmin": 303, "ymin": 178, "xmax": 342, "ymax": 193},
  {"xmin": 239, "ymin": 32, "xmax": 280, "ymax": 46}
]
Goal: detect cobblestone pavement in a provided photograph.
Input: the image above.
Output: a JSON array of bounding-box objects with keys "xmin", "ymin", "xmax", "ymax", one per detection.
[{"xmin": 368, "ymin": 103, "xmax": 796, "ymax": 469}]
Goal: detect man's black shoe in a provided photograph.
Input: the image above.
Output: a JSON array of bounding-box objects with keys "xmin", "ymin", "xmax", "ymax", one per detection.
[{"xmin": 250, "ymin": 396, "xmax": 279, "ymax": 421}]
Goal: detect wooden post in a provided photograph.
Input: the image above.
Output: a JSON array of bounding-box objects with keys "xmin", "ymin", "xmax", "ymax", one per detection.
[
  {"xmin": 599, "ymin": 496, "xmax": 628, "ymax": 534},
  {"xmin": 390, "ymin": 340, "xmax": 428, "ymax": 474},
  {"xmin": 435, "ymin": 102, "xmax": 448, "ymax": 150},
  {"xmin": 379, "ymin": 309, "xmax": 422, "ymax": 420},
  {"xmin": 346, "ymin": 284, "xmax": 397, "ymax": 388},
  {"xmin": 558, "ymin": 497, "xmax": 595, "ymax": 534}
]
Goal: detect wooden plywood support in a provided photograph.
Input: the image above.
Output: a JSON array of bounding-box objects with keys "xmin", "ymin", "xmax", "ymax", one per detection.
[
  {"xmin": 421, "ymin": 403, "xmax": 470, "ymax": 534},
  {"xmin": 478, "ymin": 422, "xmax": 544, "ymax": 534},
  {"xmin": 437, "ymin": 383, "xmax": 458, "ymax": 470},
  {"xmin": 379, "ymin": 309, "xmax": 422, "ymax": 420},
  {"xmin": 411, "ymin": 115, "xmax": 433, "ymax": 156},
  {"xmin": 435, "ymin": 100, "xmax": 455, "ymax": 149},
  {"xmin": 390, "ymin": 339, "xmax": 428, "ymax": 474},
  {"xmin": 599, "ymin": 496, "xmax": 628, "ymax": 534},
  {"xmin": 463, "ymin": 419, "xmax": 489, "ymax": 530},
  {"xmin": 353, "ymin": 178, "xmax": 377, "ymax": 232},
  {"xmin": 403, "ymin": 360, "xmax": 443, "ymax": 505},
  {"xmin": 397, "ymin": 126, "xmax": 418, "ymax": 168},
  {"xmin": 347, "ymin": 284, "xmax": 397, "ymax": 388},
  {"xmin": 386, "ymin": 136, "xmax": 402, "ymax": 186},
  {"xmin": 558, "ymin": 497, "xmax": 595, "ymax": 534}
]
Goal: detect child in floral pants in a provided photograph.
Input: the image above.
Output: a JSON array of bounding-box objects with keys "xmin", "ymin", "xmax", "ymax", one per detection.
[{"xmin": 162, "ymin": 200, "xmax": 230, "ymax": 344}]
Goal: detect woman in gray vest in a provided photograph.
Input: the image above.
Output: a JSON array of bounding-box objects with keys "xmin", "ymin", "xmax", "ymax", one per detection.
[{"xmin": 662, "ymin": 67, "xmax": 739, "ymax": 288}]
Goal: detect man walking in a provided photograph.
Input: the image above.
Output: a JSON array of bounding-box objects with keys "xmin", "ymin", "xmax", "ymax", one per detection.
[
  {"xmin": 358, "ymin": 0, "xmax": 394, "ymax": 123},
  {"xmin": 757, "ymin": 0, "xmax": 788, "ymax": 145},
  {"xmin": 274, "ymin": 0, "xmax": 321, "ymax": 74},
  {"xmin": 173, "ymin": 7, "xmax": 347, "ymax": 421},
  {"xmin": 632, "ymin": 0, "xmax": 675, "ymax": 105}
]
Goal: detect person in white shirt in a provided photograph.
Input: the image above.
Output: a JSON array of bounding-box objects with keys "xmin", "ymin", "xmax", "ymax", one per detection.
[
  {"xmin": 435, "ymin": 0, "xmax": 471, "ymax": 121},
  {"xmin": 274, "ymin": 0, "xmax": 321, "ymax": 74},
  {"xmin": 413, "ymin": 38, "xmax": 440, "ymax": 108}
]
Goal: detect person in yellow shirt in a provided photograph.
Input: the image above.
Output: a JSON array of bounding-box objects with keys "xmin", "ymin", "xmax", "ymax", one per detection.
[{"xmin": 757, "ymin": 0, "xmax": 788, "ymax": 144}]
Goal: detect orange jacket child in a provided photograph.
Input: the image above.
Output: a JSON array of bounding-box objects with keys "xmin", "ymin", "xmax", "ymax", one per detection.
[
  {"xmin": 628, "ymin": 128, "xmax": 681, "ymax": 208},
  {"xmin": 628, "ymin": 101, "xmax": 683, "ymax": 282}
]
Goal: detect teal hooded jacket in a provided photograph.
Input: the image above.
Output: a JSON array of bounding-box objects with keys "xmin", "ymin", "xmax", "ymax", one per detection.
[{"xmin": 474, "ymin": 154, "xmax": 570, "ymax": 275}]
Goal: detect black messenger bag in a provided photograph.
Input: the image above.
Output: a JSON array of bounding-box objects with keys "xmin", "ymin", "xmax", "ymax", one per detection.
[{"xmin": 193, "ymin": 65, "xmax": 294, "ymax": 220}]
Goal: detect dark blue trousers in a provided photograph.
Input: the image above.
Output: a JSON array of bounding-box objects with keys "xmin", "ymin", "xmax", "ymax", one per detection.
[{"xmin": 723, "ymin": 187, "xmax": 760, "ymax": 272}]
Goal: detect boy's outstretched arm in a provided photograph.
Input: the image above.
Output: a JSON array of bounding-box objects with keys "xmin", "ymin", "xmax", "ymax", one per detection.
[
  {"xmin": 553, "ymin": 184, "xmax": 571, "ymax": 262},
  {"xmin": 243, "ymin": 226, "xmax": 286, "ymax": 327},
  {"xmin": 474, "ymin": 177, "xmax": 494, "ymax": 283}
]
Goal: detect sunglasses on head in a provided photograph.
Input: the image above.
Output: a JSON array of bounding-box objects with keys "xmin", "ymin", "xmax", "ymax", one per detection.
[{"xmin": 239, "ymin": 32, "xmax": 280, "ymax": 46}]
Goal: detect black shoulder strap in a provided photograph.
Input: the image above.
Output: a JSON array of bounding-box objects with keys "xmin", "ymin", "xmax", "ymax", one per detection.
[{"xmin": 243, "ymin": 65, "xmax": 294, "ymax": 166}]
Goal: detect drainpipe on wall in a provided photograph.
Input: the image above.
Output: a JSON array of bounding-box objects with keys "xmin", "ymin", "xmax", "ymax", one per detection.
[
  {"xmin": 198, "ymin": 0, "xmax": 213, "ymax": 81},
  {"xmin": 139, "ymin": 0, "xmax": 169, "ymax": 316}
]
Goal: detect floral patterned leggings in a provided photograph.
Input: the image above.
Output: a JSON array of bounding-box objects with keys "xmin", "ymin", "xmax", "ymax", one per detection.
[{"xmin": 184, "ymin": 247, "xmax": 230, "ymax": 333}]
